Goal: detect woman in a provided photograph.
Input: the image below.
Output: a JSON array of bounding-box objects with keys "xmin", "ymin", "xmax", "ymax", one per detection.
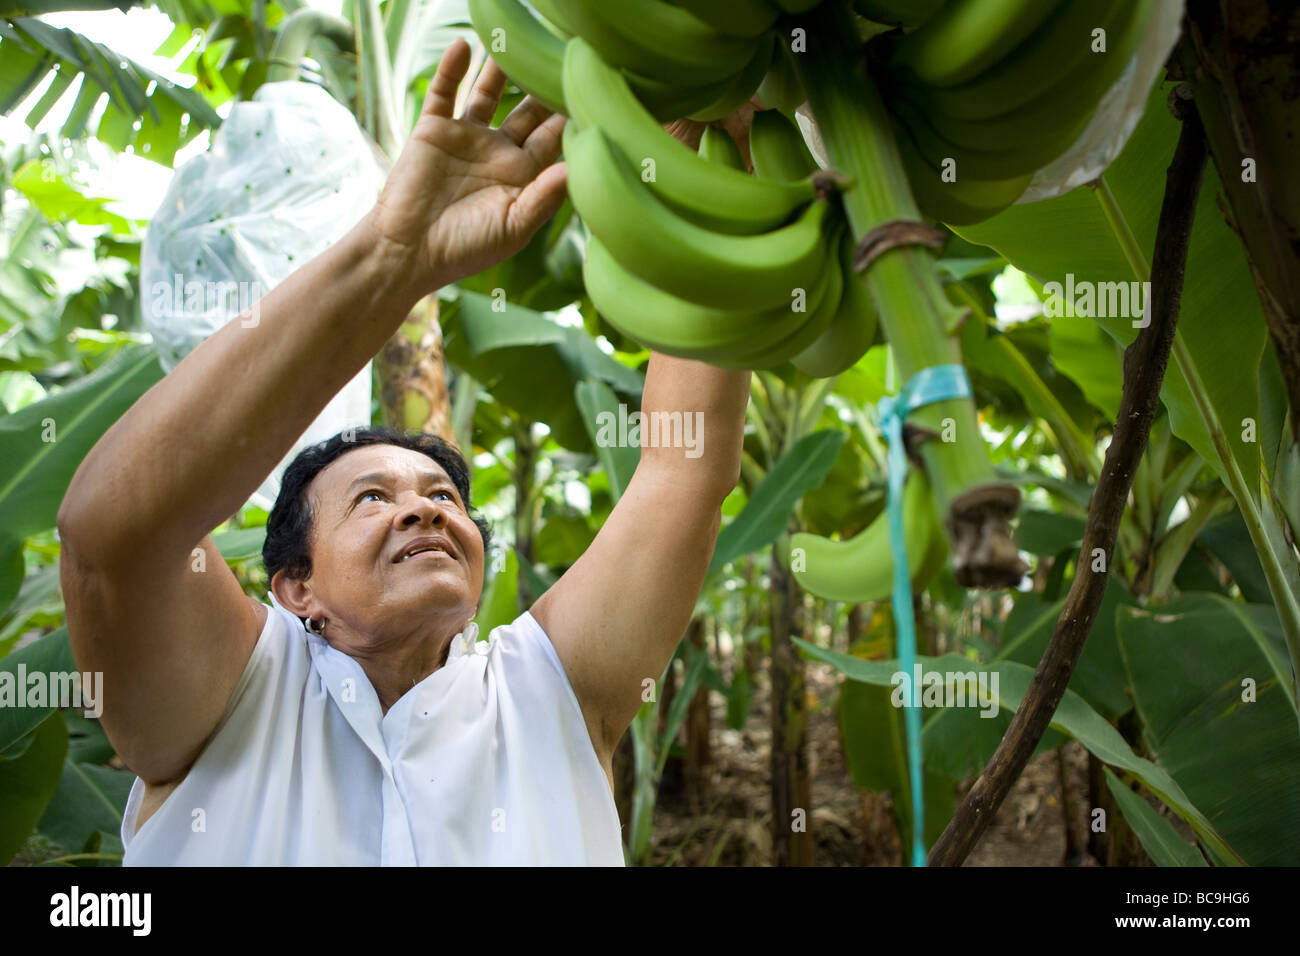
[{"xmin": 57, "ymin": 40, "xmax": 751, "ymax": 865}]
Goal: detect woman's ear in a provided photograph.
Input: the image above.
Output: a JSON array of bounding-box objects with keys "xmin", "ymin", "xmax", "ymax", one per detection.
[{"xmin": 270, "ymin": 569, "xmax": 314, "ymax": 618}]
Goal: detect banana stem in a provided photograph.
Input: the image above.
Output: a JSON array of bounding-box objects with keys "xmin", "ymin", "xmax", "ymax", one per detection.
[
  {"xmin": 1093, "ymin": 177, "xmax": 1151, "ymax": 278},
  {"xmin": 794, "ymin": 2, "xmax": 1022, "ymax": 587},
  {"xmin": 356, "ymin": 0, "xmax": 404, "ymax": 160},
  {"xmin": 267, "ymin": 9, "xmax": 356, "ymax": 84}
]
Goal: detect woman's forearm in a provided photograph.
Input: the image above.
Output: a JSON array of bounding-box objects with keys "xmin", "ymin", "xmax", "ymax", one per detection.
[
  {"xmin": 57, "ymin": 210, "xmax": 426, "ymax": 563},
  {"xmin": 637, "ymin": 352, "xmax": 751, "ymax": 500}
]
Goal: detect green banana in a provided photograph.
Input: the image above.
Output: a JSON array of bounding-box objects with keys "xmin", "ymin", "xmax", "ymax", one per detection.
[
  {"xmin": 912, "ymin": 500, "xmax": 951, "ymax": 595},
  {"xmin": 467, "ymin": 0, "xmax": 567, "ymax": 111},
  {"xmin": 736, "ymin": 235, "xmax": 844, "ymax": 369},
  {"xmin": 791, "ymin": 227, "xmax": 878, "ymax": 377},
  {"xmin": 756, "ymin": 32, "xmax": 805, "ymax": 115},
  {"xmin": 583, "ymin": 235, "xmax": 836, "ymax": 366},
  {"xmin": 888, "ymin": 94, "xmax": 1046, "ymax": 188},
  {"xmin": 791, "ymin": 468, "xmax": 939, "ymax": 603},
  {"xmin": 772, "ymin": 0, "xmax": 825, "ymax": 14},
  {"xmin": 718, "ymin": 279, "xmax": 841, "ymax": 367},
  {"xmin": 907, "ymin": 0, "xmax": 1129, "ymax": 122},
  {"xmin": 902, "ymin": 0, "xmax": 1153, "ymax": 154},
  {"xmin": 526, "ymin": 0, "xmax": 577, "ymax": 35},
  {"xmin": 885, "ymin": 0, "xmax": 1151, "ymax": 185},
  {"xmin": 670, "ymin": 0, "xmax": 780, "ymax": 38},
  {"xmin": 563, "ymin": 121, "xmax": 835, "ymax": 311},
  {"xmin": 888, "ymin": 0, "xmax": 1063, "ymax": 87},
  {"xmin": 892, "ymin": 114, "xmax": 1032, "ymax": 225},
  {"xmin": 699, "ymin": 127, "xmax": 747, "ymax": 171},
  {"xmin": 749, "ymin": 108, "xmax": 820, "ymax": 180},
  {"xmin": 688, "ymin": 35, "xmax": 774, "ymax": 122},
  {"xmin": 852, "ymin": 0, "xmax": 948, "ymax": 30},
  {"xmin": 626, "ymin": 70, "xmax": 740, "ymax": 122},
  {"xmin": 499, "ymin": 0, "xmax": 752, "ymax": 121},
  {"xmin": 551, "ymin": 0, "xmax": 761, "ymax": 85},
  {"xmin": 562, "ymin": 38, "xmax": 819, "ymax": 235}
]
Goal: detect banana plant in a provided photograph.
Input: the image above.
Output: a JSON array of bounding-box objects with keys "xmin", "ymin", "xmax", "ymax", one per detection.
[{"xmin": 959, "ymin": 77, "xmax": 1300, "ymax": 724}]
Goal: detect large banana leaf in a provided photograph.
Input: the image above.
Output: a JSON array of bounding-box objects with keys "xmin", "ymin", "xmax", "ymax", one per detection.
[
  {"xmin": 1047, "ymin": 305, "xmax": 1124, "ymax": 422},
  {"xmin": 0, "ymin": 345, "xmax": 162, "ymax": 616},
  {"xmin": 1103, "ymin": 766, "xmax": 1207, "ymax": 867},
  {"xmin": 838, "ymin": 678, "xmax": 955, "ymax": 854},
  {"xmin": 708, "ymin": 429, "xmax": 843, "ymax": 574},
  {"xmin": 957, "ymin": 75, "xmax": 1300, "ymax": 720},
  {"xmin": 958, "ymin": 314, "xmax": 1098, "ymax": 479},
  {"xmin": 0, "ymin": 711, "xmax": 67, "ymax": 864},
  {"xmin": 0, "ymin": 558, "xmax": 62, "ymax": 657},
  {"xmin": 576, "ymin": 378, "xmax": 641, "ymax": 504},
  {"xmin": 0, "ymin": 18, "xmax": 220, "ymax": 166},
  {"xmin": 0, "ymin": 344, "xmax": 162, "ymax": 541},
  {"xmin": 0, "ymin": 625, "xmax": 74, "ymax": 752},
  {"xmin": 1116, "ymin": 594, "xmax": 1300, "ymax": 866},
  {"xmin": 440, "ymin": 291, "xmax": 644, "ymax": 454},
  {"xmin": 1195, "ymin": 510, "xmax": 1271, "ymax": 603},
  {"xmin": 475, "ymin": 546, "xmax": 519, "ymax": 637},
  {"xmin": 212, "ymin": 526, "xmax": 266, "ymax": 562},
  {"xmin": 36, "ymin": 757, "xmax": 134, "ymax": 859},
  {"xmin": 796, "ymin": 641, "xmax": 1244, "ymax": 865},
  {"xmin": 957, "ymin": 79, "xmax": 1264, "ymax": 491},
  {"xmin": 996, "ymin": 577, "xmax": 1136, "ymax": 723}
]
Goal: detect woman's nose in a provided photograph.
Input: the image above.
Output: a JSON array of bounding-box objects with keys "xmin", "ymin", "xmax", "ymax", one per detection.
[{"xmin": 396, "ymin": 494, "xmax": 447, "ymax": 526}]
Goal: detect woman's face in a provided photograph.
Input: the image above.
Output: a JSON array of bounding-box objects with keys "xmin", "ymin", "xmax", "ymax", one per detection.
[{"xmin": 277, "ymin": 443, "xmax": 486, "ymax": 644}]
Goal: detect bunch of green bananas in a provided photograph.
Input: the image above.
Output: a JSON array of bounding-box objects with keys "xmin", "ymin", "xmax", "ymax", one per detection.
[
  {"xmin": 870, "ymin": 0, "xmax": 1159, "ymax": 225},
  {"xmin": 466, "ymin": 0, "xmax": 825, "ymax": 122},
  {"xmin": 791, "ymin": 468, "xmax": 949, "ymax": 603},
  {"xmin": 562, "ymin": 37, "xmax": 878, "ymax": 373}
]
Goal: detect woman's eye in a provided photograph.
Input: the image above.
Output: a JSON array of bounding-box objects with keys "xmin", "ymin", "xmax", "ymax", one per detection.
[{"xmin": 359, "ymin": 491, "xmax": 385, "ymax": 503}]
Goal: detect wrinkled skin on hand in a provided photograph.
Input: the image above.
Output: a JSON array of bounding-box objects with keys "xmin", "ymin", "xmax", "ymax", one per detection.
[{"xmin": 369, "ymin": 38, "xmax": 569, "ymax": 299}]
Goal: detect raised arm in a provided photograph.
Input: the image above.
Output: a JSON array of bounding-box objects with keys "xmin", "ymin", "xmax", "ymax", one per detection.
[
  {"xmin": 57, "ymin": 43, "xmax": 567, "ymax": 784},
  {"xmin": 531, "ymin": 353, "xmax": 751, "ymax": 764}
]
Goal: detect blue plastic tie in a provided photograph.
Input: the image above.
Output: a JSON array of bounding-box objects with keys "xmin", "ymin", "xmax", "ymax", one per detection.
[{"xmin": 875, "ymin": 364, "xmax": 972, "ymax": 868}]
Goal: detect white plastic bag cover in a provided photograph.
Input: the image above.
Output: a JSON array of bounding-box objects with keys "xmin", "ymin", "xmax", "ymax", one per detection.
[
  {"xmin": 141, "ymin": 81, "xmax": 385, "ymax": 511},
  {"xmin": 797, "ymin": 0, "xmax": 1186, "ymax": 205}
]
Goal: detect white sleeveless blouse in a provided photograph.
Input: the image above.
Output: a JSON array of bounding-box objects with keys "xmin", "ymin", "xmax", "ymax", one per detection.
[{"xmin": 119, "ymin": 594, "xmax": 626, "ymax": 865}]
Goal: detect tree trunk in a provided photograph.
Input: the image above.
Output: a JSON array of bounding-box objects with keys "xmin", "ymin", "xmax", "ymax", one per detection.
[
  {"xmin": 1057, "ymin": 746, "xmax": 1083, "ymax": 864},
  {"xmin": 656, "ymin": 652, "xmax": 683, "ymax": 800},
  {"xmin": 376, "ymin": 295, "xmax": 453, "ymax": 440},
  {"xmin": 845, "ymin": 602, "xmax": 864, "ymax": 653},
  {"xmin": 613, "ymin": 732, "xmax": 636, "ymax": 835},
  {"xmin": 743, "ymin": 555, "xmax": 763, "ymax": 678},
  {"xmin": 1086, "ymin": 751, "xmax": 1110, "ymax": 863},
  {"xmin": 684, "ymin": 616, "xmax": 712, "ymax": 811},
  {"xmin": 769, "ymin": 541, "xmax": 813, "ymax": 866},
  {"xmin": 513, "ymin": 420, "xmax": 538, "ymax": 611}
]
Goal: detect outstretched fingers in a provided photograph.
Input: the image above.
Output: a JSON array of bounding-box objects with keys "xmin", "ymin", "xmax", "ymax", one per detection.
[
  {"xmin": 522, "ymin": 111, "xmax": 567, "ymax": 169},
  {"xmin": 421, "ymin": 37, "xmax": 473, "ymax": 119},
  {"xmin": 498, "ymin": 94, "xmax": 553, "ymax": 145},
  {"xmin": 508, "ymin": 161, "xmax": 569, "ymax": 242},
  {"xmin": 461, "ymin": 57, "xmax": 509, "ymax": 125}
]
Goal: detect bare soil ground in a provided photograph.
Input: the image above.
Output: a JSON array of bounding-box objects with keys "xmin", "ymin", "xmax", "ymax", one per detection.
[{"xmin": 646, "ymin": 658, "xmax": 1103, "ymax": 867}]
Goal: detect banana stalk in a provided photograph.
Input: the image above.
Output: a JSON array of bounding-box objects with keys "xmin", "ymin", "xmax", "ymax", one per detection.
[
  {"xmin": 793, "ymin": 1, "xmax": 1024, "ymax": 588},
  {"xmin": 266, "ymin": 9, "xmax": 356, "ymax": 84}
]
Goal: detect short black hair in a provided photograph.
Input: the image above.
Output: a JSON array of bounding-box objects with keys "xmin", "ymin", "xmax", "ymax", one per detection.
[{"xmin": 263, "ymin": 426, "xmax": 492, "ymax": 583}]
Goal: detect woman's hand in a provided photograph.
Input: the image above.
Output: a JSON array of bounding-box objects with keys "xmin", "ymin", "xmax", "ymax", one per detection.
[{"xmin": 367, "ymin": 38, "xmax": 568, "ymax": 298}]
